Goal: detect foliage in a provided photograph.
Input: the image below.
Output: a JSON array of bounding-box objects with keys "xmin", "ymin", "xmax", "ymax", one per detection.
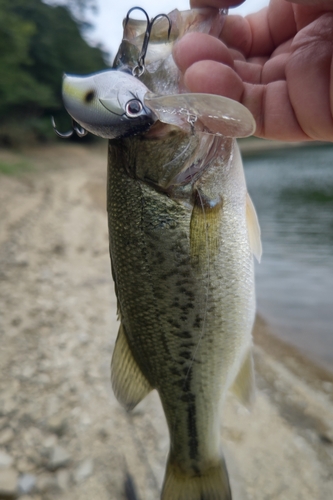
[
  {"xmin": 45, "ymin": 0, "xmax": 98, "ymax": 30},
  {"xmin": 0, "ymin": 0, "xmax": 108, "ymax": 144},
  {"xmin": 0, "ymin": 158, "xmax": 33, "ymax": 175}
]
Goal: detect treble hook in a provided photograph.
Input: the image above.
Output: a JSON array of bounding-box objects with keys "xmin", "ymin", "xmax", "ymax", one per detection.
[
  {"xmin": 51, "ymin": 116, "xmax": 88, "ymax": 139},
  {"xmin": 125, "ymin": 7, "xmax": 172, "ymax": 77}
]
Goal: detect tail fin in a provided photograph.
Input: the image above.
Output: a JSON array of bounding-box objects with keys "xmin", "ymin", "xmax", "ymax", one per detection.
[{"xmin": 161, "ymin": 457, "xmax": 232, "ymax": 500}]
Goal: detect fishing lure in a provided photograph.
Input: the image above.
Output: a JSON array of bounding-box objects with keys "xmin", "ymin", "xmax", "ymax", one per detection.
[{"xmin": 52, "ymin": 7, "xmax": 254, "ymax": 142}]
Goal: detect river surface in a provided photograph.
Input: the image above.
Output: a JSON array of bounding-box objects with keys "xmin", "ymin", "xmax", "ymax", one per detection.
[{"xmin": 244, "ymin": 144, "xmax": 333, "ymax": 372}]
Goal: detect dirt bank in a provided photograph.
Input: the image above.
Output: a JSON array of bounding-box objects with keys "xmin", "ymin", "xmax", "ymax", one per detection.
[{"xmin": 0, "ymin": 143, "xmax": 332, "ymax": 500}]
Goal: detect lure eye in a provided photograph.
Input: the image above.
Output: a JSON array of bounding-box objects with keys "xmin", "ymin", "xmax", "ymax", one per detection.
[
  {"xmin": 85, "ymin": 90, "xmax": 95, "ymax": 103},
  {"xmin": 125, "ymin": 99, "xmax": 143, "ymax": 118}
]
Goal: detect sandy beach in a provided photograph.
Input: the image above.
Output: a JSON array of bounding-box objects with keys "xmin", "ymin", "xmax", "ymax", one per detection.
[{"xmin": 0, "ymin": 143, "xmax": 332, "ymax": 500}]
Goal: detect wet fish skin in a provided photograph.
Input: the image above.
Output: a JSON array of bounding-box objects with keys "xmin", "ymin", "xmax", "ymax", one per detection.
[{"xmin": 108, "ymin": 124, "xmax": 258, "ymax": 500}]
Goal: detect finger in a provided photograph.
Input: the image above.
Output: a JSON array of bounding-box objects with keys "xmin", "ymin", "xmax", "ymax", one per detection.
[
  {"xmin": 221, "ymin": 0, "xmax": 296, "ymax": 57},
  {"xmin": 233, "ymin": 61, "xmax": 263, "ymax": 84},
  {"xmin": 183, "ymin": 60, "xmax": 244, "ymax": 102},
  {"xmin": 260, "ymin": 0, "xmax": 296, "ymax": 50},
  {"xmin": 271, "ymin": 38, "xmax": 293, "ymax": 58},
  {"xmin": 247, "ymin": 56, "xmax": 268, "ymax": 65},
  {"xmin": 293, "ymin": 4, "xmax": 333, "ymax": 29},
  {"xmin": 221, "ymin": 55, "xmax": 288, "ymax": 86},
  {"xmin": 261, "ymin": 53, "xmax": 288, "ymax": 83},
  {"xmin": 242, "ymin": 81, "xmax": 310, "ymax": 140},
  {"xmin": 229, "ymin": 48, "xmax": 246, "ymax": 62},
  {"xmin": 183, "ymin": 60, "xmax": 310, "ymax": 141},
  {"xmin": 220, "ymin": 15, "xmax": 253, "ymax": 56},
  {"xmin": 287, "ymin": 0, "xmax": 333, "ymax": 6},
  {"xmin": 190, "ymin": 0, "xmax": 245, "ymax": 8},
  {"xmin": 286, "ymin": 13, "xmax": 333, "ymax": 141},
  {"xmin": 173, "ymin": 33, "xmax": 234, "ymax": 72}
]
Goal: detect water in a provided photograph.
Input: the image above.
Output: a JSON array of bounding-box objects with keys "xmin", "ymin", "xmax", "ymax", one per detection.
[{"xmin": 244, "ymin": 144, "xmax": 333, "ymax": 372}]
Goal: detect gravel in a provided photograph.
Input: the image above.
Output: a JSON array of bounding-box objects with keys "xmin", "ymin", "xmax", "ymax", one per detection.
[
  {"xmin": 0, "ymin": 468, "xmax": 18, "ymax": 499},
  {"xmin": 0, "ymin": 144, "xmax": 332, "ymax": 500}
]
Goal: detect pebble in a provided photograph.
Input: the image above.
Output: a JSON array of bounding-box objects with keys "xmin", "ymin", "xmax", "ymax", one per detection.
[
  {"xmin": 0, "ymin": 450, "xmax": 14, "ymax": 469},
  {"xmin": 14, "ymin": 254, "xmax": 29, "ymax": 267},
  {"xmin": 322, "ymin": 381, "xmax": 333, "ymax": 394},
  {"xmin": 42, "ymin": 435, "xmax": 58, "ymax": 449},
  {"xmin": 0, "ymin": 428, "xmax": 14, "ymax": 446},
  {"xmin": 97, "ymin": 427, "xmax": 109, "ymax": 440},
  {"xmin": 0, "ymin": 417, "xmax": 7, "ymax": 428},
  {"xmin": 0, "ymin": 398, "xmax": 16, "ymax": 416},
  {"xmin": 47, "ymin": 415, "xmax": 66, "ymax": 436},
  {"xmin": 0, "ymin": 468, "xmax": 18, "ymax": 498},
  {"xmin": 21, "ymin": 366, "xmax": 35, "ymax": 380},
  {"xmin": 47, "ymin": 446, "xmax": 71, "ymax": 470},
  {"xmin": 18, "ymin": 474, "xmax": 36, "ymax": 495},
  {"xmin": 16, "ymin": 458, "xmax": 34, "ymax": 473},
  {"xmin": 36, "ymin": 473, "xmax": 59, "ymax": 493},
  {"xmin": 78, "ymin": 332, "xmax": 89, "ymax": 345},
  {"xmin": 37, "ymin": 374, "xmax": 50, "ymax": 386},
  {"xmin": 74, "ymin": 458, "xmax": 93, "ymax": 483},
  {"xmin": 79, "ymin": 413, "xmax": 91, "ymax": 426},
  {"xmin": 45, "ymin": 397, "xmax": 60, "ymax": 417},
  {"xmin": 56, "ymin": 469, "xmax": 71, "ymax": 491}
]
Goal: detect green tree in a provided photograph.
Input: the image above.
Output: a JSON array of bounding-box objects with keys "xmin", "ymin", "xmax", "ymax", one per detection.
[
  {"xmin": 0, "ymin": 0, "xmax": 53, "ymax": 115},
  {"xmin": 45, "ymin": 0, "xmax": 98, "ymax": 30},
  {"xmin": 0, "ymin": 0, "xmax": 108, "ymax": 142}
]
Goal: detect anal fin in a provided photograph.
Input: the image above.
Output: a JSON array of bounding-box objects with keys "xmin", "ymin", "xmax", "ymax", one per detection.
[
  {"xmin": 111, "ymin": 324, "xmax": 152, "ymax": 411},
  {"xmin": 230, "ymin": 348, "xmax": 255, "ymax": 409}
]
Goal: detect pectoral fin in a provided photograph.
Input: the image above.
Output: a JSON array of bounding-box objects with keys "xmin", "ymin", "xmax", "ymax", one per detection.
[
  {"xmin": 190, "ymin": 189, "xmax": 223, "ymax": 266},
  {"xmin": 111, "ymin": 324, "xmax": 152, "ymax": 411},
  {"xmin": 144, "ymin": 93, "xmax": 256, "ymax": 138},
  {"xmin": 230, "ymin": 349, "xmax": 255, "ymax": 408},
  {"xmin": 246, "ymin": 192, "xmax": 262, "ymax": 263}
]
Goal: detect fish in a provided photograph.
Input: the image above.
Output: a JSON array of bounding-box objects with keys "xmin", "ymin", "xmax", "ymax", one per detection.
[{"xmin": 60, "ymin": 8, "xmax": 262, "ymax": 500}]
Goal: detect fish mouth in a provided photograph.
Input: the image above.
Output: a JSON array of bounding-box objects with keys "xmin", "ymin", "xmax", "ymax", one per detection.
[
  {"xmin": 171, "ymin": 134, "xmax": 224, "ymax": 188},
  {"xmin": 140, "ymin": 132, "xmax": 226, "ymax": 196},
  {"xmin": 174, "ymin": 162, "xmax": 205, "ymax": 185}
]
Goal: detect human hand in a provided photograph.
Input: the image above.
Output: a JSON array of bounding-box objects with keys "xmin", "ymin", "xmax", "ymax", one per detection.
[{"xmin": 173, "ymin": 0, "xmax": 333, "ymax": 141}]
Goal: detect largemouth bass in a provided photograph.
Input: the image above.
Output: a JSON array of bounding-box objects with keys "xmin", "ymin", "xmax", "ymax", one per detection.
[{"xmin": 60, "ymin": 8, "xmax": 262, "ymax": 500}]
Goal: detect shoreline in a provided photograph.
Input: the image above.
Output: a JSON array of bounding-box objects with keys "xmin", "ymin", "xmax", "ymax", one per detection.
[
  {"xmin": 253, "ymin": 314, "xmax": 333, "ymax": 394},
  {"xmin": 239, "ymin": 137, "xmax": 332, "ymax": 156}
]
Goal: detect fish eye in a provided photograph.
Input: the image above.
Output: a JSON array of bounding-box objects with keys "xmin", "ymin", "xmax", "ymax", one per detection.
[
  {"xmin": 85, "ymin": 90, "xmax": 95, "ymax": 103},
  {"xmin": 125, "ymin": 99, "xmax": 143, "ymax": 118}
]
